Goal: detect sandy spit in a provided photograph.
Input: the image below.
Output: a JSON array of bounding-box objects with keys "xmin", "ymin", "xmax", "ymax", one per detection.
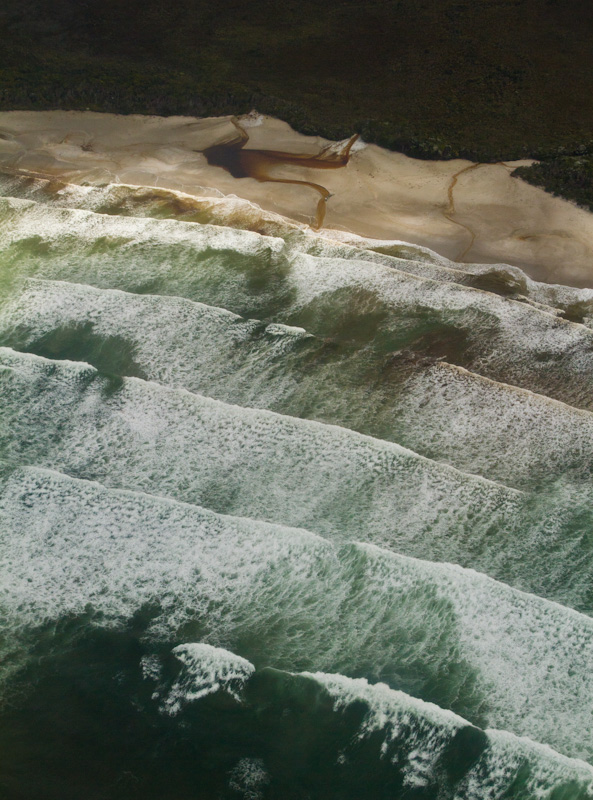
[{"xmin": 0, "ymin": 110, "xmax": 592, "ymax": 287}]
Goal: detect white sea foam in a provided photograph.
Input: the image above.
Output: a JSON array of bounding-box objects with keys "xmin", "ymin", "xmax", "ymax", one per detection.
[
  {"xmin": 2, "ymin": 466, "xmax": 593, "ymax": 759},
  {"xmin": 0, "ymin": 195, "xmax": 292, "ymax": 319},
  {"xmin": 163, "ymin": 643, "xmax": 255, "ymax": 713},
  {"xmin": 0, "ymin": 194, "xmax": 285, "ymax": 254},
  {"xmin": 286, "ymin": 251, "xmax": 593, "ymax": 406},
  {"xmin": 288, "ymin": 249, "xmax": 584, "ymax": 337},
  {"xmin": 318, "ymin": 228, "xmax": 593, "ymax": 321},
  {"xmin": 309, "ymin": 672, "xmax": 593, "ymax": 797},
  {"xmin": 4, "ymin": 171, "xmax": 591, "ymax": 325},
  {"xmin": 0, "ymin": 279, "xmax": 313, "ymax": 409},
  {"xmin": 0, "ymin": 347, "xmax": 529, "ymax": 581},
  {"xmin": 462, "ymin": 729, "xmax": 593, "ymax": 800},
  {"xmin": 4, "ymin": 280, "xmax": 593, "ymax": 489},
  {"xmin": 16, "ymin": 178, "xmax": 298, "ymax": 235},
  {"xmin": 2, "ymin": 179, "xmax": 593, "ymax": 780},
  {"xmin": 311, "ymin": 671, "xmax": 463, "ymax": 783},
  {"xmin": 0, "ymin": 464, "xmax": 336, "ymax": 642},
  {"xmin": 157, "ymin": 640, "xmax": 593, "ymax": 795},
  {"xmin": 350, "ymin": 541, "xmax": 593, "ymax": 761},
  {"xmin": 5, "ymin": 346, "xmax": 593, "ymax": 613},
  {"xmin": 4, "ymin": 195, "xmax": 592, "ymax": 406},
  {"xmin": 393, "ymin": 361, "xmax": 593, "ymax": 487}
]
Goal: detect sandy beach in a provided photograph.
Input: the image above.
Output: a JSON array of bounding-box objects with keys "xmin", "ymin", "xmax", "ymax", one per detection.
[{"xmin": 1, "ymin": 109, "xmax": 592, "ymax": 286}]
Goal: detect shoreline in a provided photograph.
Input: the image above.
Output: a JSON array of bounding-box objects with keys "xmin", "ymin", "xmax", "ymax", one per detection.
[{"xmin": 1, "ymin": 109, "xmax": 593, "ymax": 287}]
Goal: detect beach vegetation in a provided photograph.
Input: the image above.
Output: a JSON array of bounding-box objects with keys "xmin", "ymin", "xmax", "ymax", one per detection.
[{"xmin": 0, "ymin": 0, "xmax": 592, "ymax": 206}]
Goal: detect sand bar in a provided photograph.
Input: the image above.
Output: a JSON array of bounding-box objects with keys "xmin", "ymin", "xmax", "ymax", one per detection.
[{"xmin": 0, "ymin": 110, "xmax": 592, "ymax": 287}]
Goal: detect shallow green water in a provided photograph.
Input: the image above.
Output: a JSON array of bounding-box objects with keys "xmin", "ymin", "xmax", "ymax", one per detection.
[{"xmin": 1, "ymin": 176, "xmax": 593, "ymax": 799}]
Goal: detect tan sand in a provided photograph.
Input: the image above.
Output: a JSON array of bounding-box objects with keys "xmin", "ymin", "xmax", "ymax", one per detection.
[{"xmin": 0, "ymin": 110, "xmax": 592, "ymax": 286}]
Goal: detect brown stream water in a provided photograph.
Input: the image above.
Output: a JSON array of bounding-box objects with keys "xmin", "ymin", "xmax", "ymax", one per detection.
[{"xmin": 201, "ymin": 118, "xmax": 358, "ymax": 228}]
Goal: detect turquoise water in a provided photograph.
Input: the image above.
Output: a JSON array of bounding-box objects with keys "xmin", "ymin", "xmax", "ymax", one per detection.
[{"xmin": 1, "ymin": 174, "xmax": 593, "ymax": 798}]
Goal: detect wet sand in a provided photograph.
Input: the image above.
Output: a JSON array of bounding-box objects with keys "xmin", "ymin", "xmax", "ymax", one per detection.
[{"xmin": 1, "ymin": 110, "xmax": 593, "ymax": 286}]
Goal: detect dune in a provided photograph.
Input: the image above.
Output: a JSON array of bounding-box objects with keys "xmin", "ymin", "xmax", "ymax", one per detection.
[{"xmin": 1, "ymin": 109, "xmax": 592, "ymax": 286}]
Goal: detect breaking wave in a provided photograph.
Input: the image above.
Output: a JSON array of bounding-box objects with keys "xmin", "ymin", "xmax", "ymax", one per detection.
[{"xmin": 1, "ymin": 172, "xmax": 593, "ymax": 797}]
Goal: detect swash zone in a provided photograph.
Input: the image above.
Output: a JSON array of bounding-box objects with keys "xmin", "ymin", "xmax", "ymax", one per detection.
[{"xmin": 0, "ymin": 180, "xmax": 592, "ymax": 799}]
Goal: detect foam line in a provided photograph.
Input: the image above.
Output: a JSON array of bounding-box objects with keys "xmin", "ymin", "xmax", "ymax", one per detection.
[
  {"xmin": 392, "ymin": 360, "xmax": 593, "ymax": 488},
  {"xmin": 4, "ymin": 344, "xmax": 592, "ymax": 617},
  {"xmin": 2, "ymin": 465, "xmax": 593, "ymax": 759},
  {"xmin": 4, "ymin": 279, "xmax": 593, "ymax": 489},
  {"xmin": 148, "ymin": 641, "xmax": 593, "ymax": 796},
  {"xmin": 286, "ymin": 251, "xmax": 593, "ymax": 408},
  {"xmin": 3, "ymin": 172, "xmax": 592, "ymax": 324},
  {"xmin": 163, "ymin": 643, "xmax": 255, "ymax": 714},
  {"xmin": 0, "ymin": 278, "xmax": 316, "ymax": 412},
  {"xmin": 308, "ymin": 672, "xmax": 593, "ymax": 797},
  {"xmin": 2, "ymin": 196, "xmax": 593, "ymax": 409},
  {"xmin": 7, "ymin": 347, "xmax": 575, "ymax": 610}
]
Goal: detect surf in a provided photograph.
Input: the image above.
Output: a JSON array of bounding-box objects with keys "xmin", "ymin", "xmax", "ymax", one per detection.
[{"xmin": 1, "ymin": 153, "xmax": 593, "ymax": 797}]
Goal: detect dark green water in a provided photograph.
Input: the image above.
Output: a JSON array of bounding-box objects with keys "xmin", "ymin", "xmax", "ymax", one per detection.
[{"xmin": 1, "ymin": 175, "xmax": 593, "ymax": 799}]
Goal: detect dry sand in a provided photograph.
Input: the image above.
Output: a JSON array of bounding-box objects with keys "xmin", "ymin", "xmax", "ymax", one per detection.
[{"xmin": 0, "ymin": 110, "xmax": 592, "ymax": 286}]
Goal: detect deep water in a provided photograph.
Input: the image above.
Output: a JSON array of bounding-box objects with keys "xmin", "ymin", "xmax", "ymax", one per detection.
[{"xmin": 1, "ymin": 174, "xmax": 593, "ymax": 799}]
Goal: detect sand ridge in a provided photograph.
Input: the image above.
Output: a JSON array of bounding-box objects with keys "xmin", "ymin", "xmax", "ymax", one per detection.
[{"xmin": 0, "ymin": 110, "xmax": 592, "ymax": 286}]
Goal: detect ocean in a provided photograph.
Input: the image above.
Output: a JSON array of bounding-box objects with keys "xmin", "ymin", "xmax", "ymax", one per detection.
[{"xmin": 0, "ymin": 172, "xmax": 592, "ymax": 799}]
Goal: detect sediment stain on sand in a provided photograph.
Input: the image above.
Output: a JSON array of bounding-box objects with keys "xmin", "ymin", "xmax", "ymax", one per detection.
[
  {"xmin": 1, "ymin": 110, "xmax": 593, "ymax": 285},
  {"xmin": 201, "ymin": 117, "xmax": 359, "ymax": 228}
]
